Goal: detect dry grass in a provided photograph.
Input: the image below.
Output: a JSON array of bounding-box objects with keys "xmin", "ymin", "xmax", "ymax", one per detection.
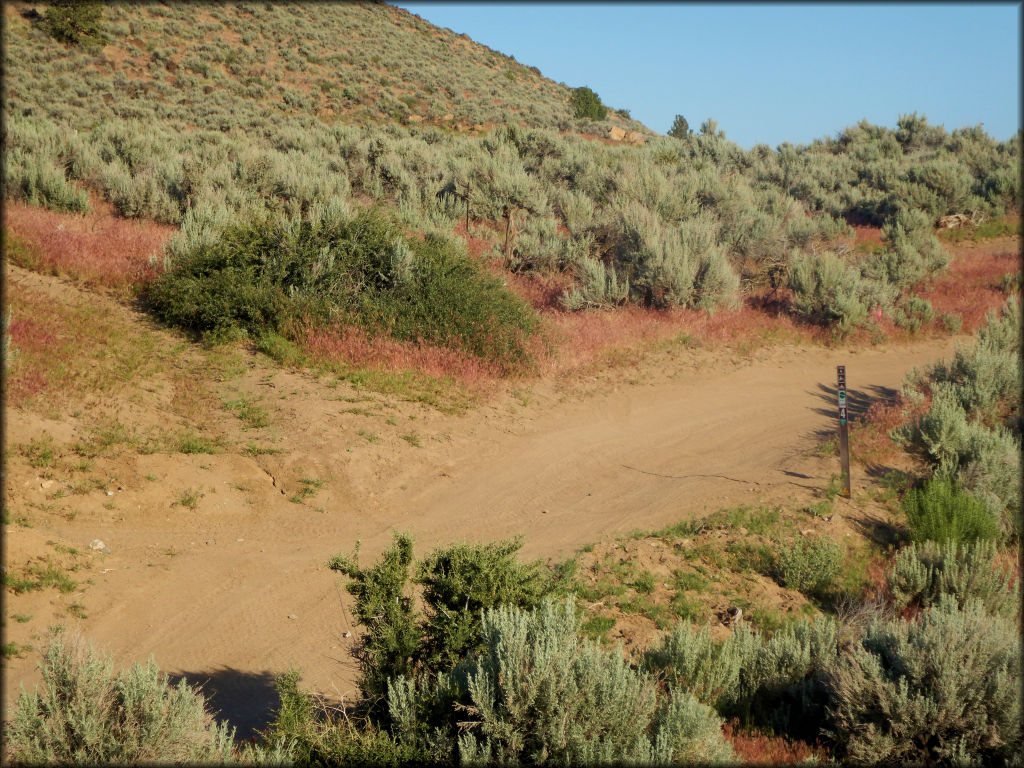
[
  {"xmin": 3, "ymin": 200, "xmax": 174, "ymax": 295},
  {"xmin": 4, "ymin": 277, "xmax": 163, "ymax": 411},
  {"xmin": 301, "ymin": 324, "xmax": 503, "ymax": 395},
  {"xmin": 924, "ymin": 239, "xmax": 1020, "ymax": 334}
]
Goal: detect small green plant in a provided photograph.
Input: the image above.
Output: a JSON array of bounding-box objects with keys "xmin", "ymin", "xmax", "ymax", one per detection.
[
  {"xmin": 672, "ymin": 570, "xmax": 710, "ymax": 592},
  {"xmin": 771, "ymin": 536, "xmax": 841, "ymax": 595},
  {"xmin": 902, "ymin": 477, "xmax": 1000, "ymax": 544},
  {"xmin": 825, "ymin": 473, "xmax": 844, "ymax": 501},
  {"xmin": 224, "ymin": 396, "xmax": 270, "ymax": 429},
  {"xmin": 580, "ymin": 614, "xmax": 616, "ymax": 641},
  {"xmin": 21, "ymin": 436, "xmax": 57, "ymax": 468},
  {"xmin": 357, "ymin": 429, "xmax": 379, "ymax": 443},
  {"xmin": 289, "ymin": 477, "xmax": 325, "ymax": 504},
  {"xmin": 13, "ymin": 613, "xmax": 33, "ymax": 623},
  {"xmin": 67, "ymin": 603, "xmax": 88, "ymax": 619},
  {"xmin": 632, "ymin": 570, "xmax": 657, "ymax": 594},
  {"xmin": 175, "ymin": 487, "xmax": 202, "ymax": 510},
  {"xmin": 399, "ymin": 432, "xmax": 421, "ymax": 447},
  {"xmin": 243, "ymin": 442, "xmax": 282, "ymax": 457},
  {"xmin": 3, "ymin": 641, "xmax": 30, "ymax": 659},
  {"xmin": 175, "ymin": 432, "xmax": 219, "ymax": 455}
]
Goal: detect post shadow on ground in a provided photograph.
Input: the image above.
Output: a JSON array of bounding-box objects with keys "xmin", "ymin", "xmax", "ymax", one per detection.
[
  {"xmin": 169, "ymin": 667, "xmax": 281, "ymax": 742},
  {"xmin": 807, "ymin": 381, "xmax": 899, "ymax": 422}
]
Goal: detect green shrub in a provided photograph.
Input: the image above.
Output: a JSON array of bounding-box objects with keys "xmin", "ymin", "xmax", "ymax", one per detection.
[
  {"xmin": 887, "ymin": 540, "xmax": 1018, "ymax": 618},
  {"xmin": 328, "ymin": 534, "xmax": 420, "ymax": 706},
  {"xmin": 147, "ymin": 210, "xmax": 538, "ymax": 369},
  {"xmin": 7, "ymin": 631, "xmax": 236, "ymax": 764},
  {"xmin": 389, "ymin": 598, "xmax": 733, "ymax": 764},
  {"xmin": 42, "ymin": 1, "xmax": 106, "ymax": 47},
  {"xmin": 788, "ymin": 251, "xmax": 894, "ymax": 332},
  {"xmin": 415, "ymin": 538, "xmax": 553, "ymax": 671},
  {"xmin": 825, "ymin": 596, "xmax": 1021, "ymax": 765},
  {"xmin": 668, "ymin": 114, "xmax": 690, "ymax": 139},
  {"xmin": 771, "ymin": 536, "xmax": 842, "ymax": 595},
  {"xmin": 902, "ymin": 477, "xmax": 1000, "ymax": 544},
  {"xmin": 569, "ymin": 86, "xmax": 608, "ymax": 121},
  {"xmin": 643, "ymin": 616, "xmax": 838, "ymax": 739},
  {"xmin": 259, "ymin": 670, "xmax": 413, "ymax": 766}
]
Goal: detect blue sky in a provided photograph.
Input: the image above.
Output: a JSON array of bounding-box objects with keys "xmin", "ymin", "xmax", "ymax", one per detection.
[{"xmin": 394, "ymin": 3, "xmax": 1021, "ymax": 149}]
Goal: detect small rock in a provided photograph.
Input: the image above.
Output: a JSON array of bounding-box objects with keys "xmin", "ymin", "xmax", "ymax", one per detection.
[
  {"xmin": 41, "ymin": 480, "xmax": 55, "ymax": 490},
  {"xmin": 541, "ymin": 509, "xmax": 548, "ymax": 514},
  {"xmin": 343, "ymin": 631, "xmax": 352, "ymax": 638},
  {"xmin": 89, "ymin": 539, "xmax": 106, "ymax": 551},
  {"xmin": 800, "ymin": 529, "xmax": 814, "ymax": 536},
  {"xmin": 205, "ymin": 539, "xmax": 214, "ymax": 545},
  {"xmin": 288, "ymin": 614, "xmax": 297, "ymax": 620},
  {"xmin": 236, "ymin": 538, "xmax": 244, "ymax": 542},
  {"xmin": 105, "ymin": 490, "xmax": 114, "ymax": 497}
]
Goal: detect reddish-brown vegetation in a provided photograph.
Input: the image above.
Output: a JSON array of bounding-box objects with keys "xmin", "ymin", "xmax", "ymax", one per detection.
[
  {"xmin": 722, "ymin": 719, "xmax": 827, "ymax": 765},
  {"xmin": 3, "ymin": 200, "xmax": 174, "ymax": 294},
  {"xmin": 924, "ymin": 242, "xmax": 1020, "ymax": 333},
  {"xmin": 301, "ymin": 324, "xmax": 503, "ymax": 393}
]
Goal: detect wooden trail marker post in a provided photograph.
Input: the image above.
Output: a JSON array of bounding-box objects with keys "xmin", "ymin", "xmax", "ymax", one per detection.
[{"xmin": 837, "ymin": 365, "xmax": 851, "ymax": 498}]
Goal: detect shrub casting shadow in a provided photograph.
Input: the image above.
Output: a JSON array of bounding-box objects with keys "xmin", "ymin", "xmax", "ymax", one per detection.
[{"xmin": 169, "ymin": 667, "xmax": 280, "ymax": 742}]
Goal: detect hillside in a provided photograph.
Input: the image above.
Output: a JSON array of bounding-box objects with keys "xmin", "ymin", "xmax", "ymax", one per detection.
[{"xmin": 3, "ymin": 1, "xmax": 647, "ymax": 133}]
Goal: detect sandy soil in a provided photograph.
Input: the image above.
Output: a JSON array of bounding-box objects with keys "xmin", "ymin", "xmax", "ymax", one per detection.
[{"xmin": 2, "ymin": 262, "xmax": 961, "ymax": 737}]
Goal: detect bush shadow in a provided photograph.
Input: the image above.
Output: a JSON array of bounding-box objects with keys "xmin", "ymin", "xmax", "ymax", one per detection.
[{"xmin": 169, "ymin": 666, "xmax": 280, "ymax": 742}]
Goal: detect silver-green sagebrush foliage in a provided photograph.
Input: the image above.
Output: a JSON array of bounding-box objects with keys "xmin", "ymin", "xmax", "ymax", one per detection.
[
  {"xmin": 825, "ymin": 596, "xmax": 1021, "ymax": 765},
  {"xmin": 8, "ymin": 631, "xmax": 238, "ymax": 764},
  {"xmin": 390, "ymin": 599, "xmax": 733, "ymax": 765},
  {"xmin": 643, "ymin": 615, "xmax": 839, "ymax": 739},
  {"xmin": 897, "ymin": 296, "xmax": 1021, "ymax": 537},
  {"xmin": 887, "ymin": 539, "xmax": 1018, "ymax": 618}
]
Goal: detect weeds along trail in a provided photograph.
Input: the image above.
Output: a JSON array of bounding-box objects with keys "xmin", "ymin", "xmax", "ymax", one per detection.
[{"xmin": 4, "ymin": 257, "xmax": 960, "ymax": 724}]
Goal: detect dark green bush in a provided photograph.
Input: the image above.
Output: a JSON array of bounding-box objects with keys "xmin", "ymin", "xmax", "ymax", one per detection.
[
  {"xmin": 147, "ymin": 210, "xmax": 538, "ymax": 370},
  {"xmin": 261, "ymin": 670, "xmax": 417, "ymax": 766},
  {"xmin": 570, "ymin": 86, "xmax": 607, "ymax": 121},
  {"xmin": 902, "ymin": 477, "xmax": 1000, "ymax": 544},
  {"xmin": 668, "ymin": 114, "xmax": 690, "ymax": 139},
  {"xmin": 327, "ymin": 534, "xmax": 420, "ymax": 707},
  {"xmin": 328, "ymin": 535, "xmax": 557, "ymax": 709},
  {"xmin": 415, "ymin": 538, "xmax": 552, "ymax": 670},
  {"xmin": 42, "ymin": 1, "xmax": 106, "ymax": 47}
]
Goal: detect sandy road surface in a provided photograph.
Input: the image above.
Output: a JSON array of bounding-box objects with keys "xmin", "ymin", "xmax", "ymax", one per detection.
[{"xmin": 3, "ymin": 268, "xmax": 958, "ymax": 735}]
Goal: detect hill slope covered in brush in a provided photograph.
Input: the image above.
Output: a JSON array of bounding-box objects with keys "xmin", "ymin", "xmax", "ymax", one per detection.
[{"xmin": 4, "ymin": 0, "xmax": 1021, "ymax": 371}]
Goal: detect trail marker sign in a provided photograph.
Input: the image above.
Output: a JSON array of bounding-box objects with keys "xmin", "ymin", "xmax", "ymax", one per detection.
[{"xmin": 837, "ymin": 365, "xmax": 851, "ymax": 498}]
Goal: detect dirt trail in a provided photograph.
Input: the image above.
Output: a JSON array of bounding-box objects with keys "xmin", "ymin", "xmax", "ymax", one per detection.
[{"xmin": 3, "ymin": 262, "xmax": 960, "ymax": 737}]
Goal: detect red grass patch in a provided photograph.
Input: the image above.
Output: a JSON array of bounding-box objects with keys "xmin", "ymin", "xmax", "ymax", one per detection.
[
  {"xmin": 849, "ymin": 224, "xmax": 884, "ymax": 249},
  {"xmin": 850, "ymin": 400, "xmax": 912, "ymax": 468},
  {"xmin": 301, "ymin": 324, "xmax": 502, "ymax": 393},
  {"xmin": 3, "ymin": 200, "xmax": 175, "ymax": 294},
  {"xmin": 538, "ymin": 292, "xmax": 826, "ymax": 376},
  {"xmin": 722, "ymin": 719, "xmax": 827, "ymax": 765},
  {"xmin": 923, "ymin": 239, "xmax": 1020, "ymax": 334}
]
